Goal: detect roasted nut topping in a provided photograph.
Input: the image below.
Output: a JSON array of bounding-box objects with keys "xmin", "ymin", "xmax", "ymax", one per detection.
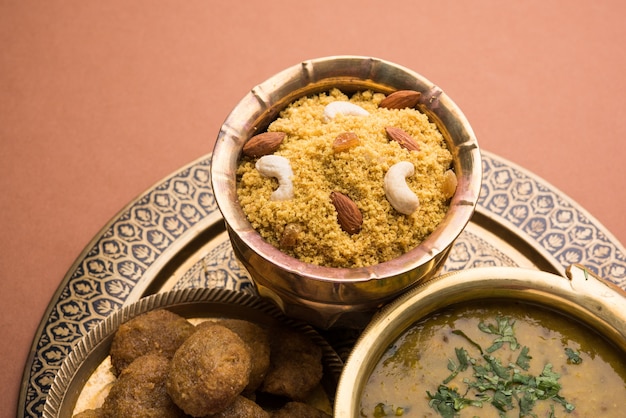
[
  {"xmin": 330, "ymin": 192, "xmax": 363, "ymax": 235},
  {"xmin": 323, "ymin": 101, "xmax": 369, "ymax": 121},
  {"xmin": 255, "ymin": 155, "xmax": 294, "ymax": 201},
  {"xmin": 332, "ymin": 132, "xmax": 361, "ymax": 153},
  {"xmin": 442, "ymin": 169, "xmax": 458, "ymax": 199},
  {"xmin": 243, "ymin": 132, "xmax": 286, "ymax": 158},
  {"xmin": 385, "ymin": 126, "xmax": 420, "ymax": 152},
  {"xmin": 384, "ymin": 161, "xmax": 420, "ymax": 215},
  {"xmin": 279, "ymin": 223, "xmax": 302, "ymax": 249},
  {"xmin": 379, "ymin": 90, "xmax": 422, "ymax": 110}
]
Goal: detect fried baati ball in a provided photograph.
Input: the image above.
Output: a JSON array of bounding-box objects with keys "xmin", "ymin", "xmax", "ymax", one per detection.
[
  {"xmin": 271, "ymin": 401, "xmax": 332, "ymax": 418},
  {"xmin": 198, "ymin": 318, "xmax": 270, "ymax": 393},
  {"xmin": 100, "ymin": 354, "xmax": 185, "ymax": 418},
  {"xmin": 109, "ymin": 309, "xmax": 194, "ymax": 375},
  {"xmin": 260, "ymin": 327, "xmax": 323, "ymax": 400},
  {"xmin": 209, "ymin": 395, "xmax": 270, "ymax": 418},
  {"xmin": 166, "ymin": 323, "xmax": 252, "ymax": 417}
]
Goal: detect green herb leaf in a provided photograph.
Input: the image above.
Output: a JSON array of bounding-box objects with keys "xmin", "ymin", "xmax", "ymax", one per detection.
[
  {"xmin": 518, "ymin": 390, "xmax": 537, "ymax": 416},
  {"xmin": 451, "ymin": 329, "xmax": 484, "ymax": 354},
  {"xmin": 443, "ymin": 347, "xmax": 471, "ymax": 384},
  {"xmin": 536, "ymin": 364, "xmax": 562, "ymax": 399},
  {"xmin": 565, "ymin": 347, "xmax": 583, "ymax": 364},
  {"xmin": 428, "ymin": 385, "xmax": 482, "ymax": 417},
  {"xmin": 427, "ymin": 315, "xmax": 576, "ymax": 418},
  {"xmin": 479, "ymin": 317, "xmax": 520, "ymax": 352},
  {"xmin": 553, "ymin": 394, "xmax": 576, "ymax": 412},
  {"xmin": 516, "ymin": 346, "xmax": 532, "ymax": 370},
  {"xmin": 491, "ymin": 389, "xmax": 513, "ymax": 412},
  {"xmin": 483, "ymin": 354, "xmax": 511, "ymax": 380},
  {"xmin": 456, "ymin": 347, "xmax": 471, "ymax": 370},
  {"xmin": 512, "ymin": 371, "xmax": 534, "ymax": 386}
]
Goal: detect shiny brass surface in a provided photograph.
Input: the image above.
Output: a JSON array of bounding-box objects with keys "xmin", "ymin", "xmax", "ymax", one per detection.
[
  {"xmin": 334, "ymin": 264, "xmax": 626, "ymax": 417},
  {"xmin": 211, "ymin": 56, "xmax": 482, "ymax": 329}
]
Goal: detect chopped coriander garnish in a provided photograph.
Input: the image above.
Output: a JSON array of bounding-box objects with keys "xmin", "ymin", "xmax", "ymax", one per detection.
[
  {"xmin": 443, "ymin": 347, "xmax": 471, "ymax": 384},
  {"xmin": 478, "ymin": 316, "xmax": 520, "ymax": 352},
  {"xmin": 565, "ymin": 347, "xmax": 583, "ymax": 364},
  {"xmin": 451, "ymin": 329, "xmax": 483, "ymax": 354},
  {"xmin": 427, "ymin": 316, "xmax": 576, "ymax": 417},
  {"xmin": 427, "ymin": 385, "xmax": 482, "ymax": 418},
  {"xmin": 516, "ymin": 346, "xmax": 532, "ymax": 370}
]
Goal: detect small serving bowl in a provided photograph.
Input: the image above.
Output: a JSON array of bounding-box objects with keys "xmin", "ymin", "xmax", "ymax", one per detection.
[
  {"xmin": 334, "ymin": 264, "xmax": 626, "ymax": 416},
  {"xmin": 211, "ymin": 56, "xmax": 482, "ymax": 329}
]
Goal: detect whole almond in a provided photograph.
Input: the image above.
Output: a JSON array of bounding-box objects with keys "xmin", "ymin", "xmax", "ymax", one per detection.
[
  {"xmin": 242, "ymin": 131, "xmax": 286, "ymax": 158},
  {"xmin": 332, "ymin": 132, "xmax": 360, "ymax": 153},
  {"xmin": 330, "ymin": 192, "xmax": 363, "ymax": 235},
  {"xmin": 379, "ymin": 90, "xmax": 421, "ymax": 110},
  {"xmin": 385, "ymin": 126, "xmax": 420, "ymax": 152}
]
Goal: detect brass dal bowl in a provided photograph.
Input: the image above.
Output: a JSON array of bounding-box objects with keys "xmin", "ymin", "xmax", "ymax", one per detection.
[
  {"xmin": 334, "ymin": 264, "xmax": 626, "ymax": 416},
  {"xmin": 211, "ymin": 56, "xmax": 482, "ymax": 329}
]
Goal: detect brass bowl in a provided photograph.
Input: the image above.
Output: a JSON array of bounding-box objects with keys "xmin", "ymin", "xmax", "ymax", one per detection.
[
  {"xmin": 211, "ymin": 56, "xmax": 482, "ymax": 329},
  {"xmin": 334, "ymin": 264, "xmax": 626, "ymax": 416}
]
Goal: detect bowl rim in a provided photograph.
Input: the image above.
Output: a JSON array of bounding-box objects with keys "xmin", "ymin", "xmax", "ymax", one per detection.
[
  {"xmin": 211, "ymin": 55, "xmax": 482, "ymax": 282},
  {"xmin": 333, "ymin": 264, "xmax": 626, "ymax": 416}
]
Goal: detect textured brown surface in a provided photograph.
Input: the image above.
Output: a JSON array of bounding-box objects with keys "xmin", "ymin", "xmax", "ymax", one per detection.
[{"xmin": 2, "ymin": 2, "xmax": 626, "ymax": 416}]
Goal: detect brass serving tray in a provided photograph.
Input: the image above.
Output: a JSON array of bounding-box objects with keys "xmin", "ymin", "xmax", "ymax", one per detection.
[{"xmin": 18, "ymin": 150, "xmax": 626, "ymax": 418}]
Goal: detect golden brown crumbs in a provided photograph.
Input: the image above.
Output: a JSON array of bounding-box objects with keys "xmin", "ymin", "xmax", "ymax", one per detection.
[{"xmin": 236, "ymin": 89, "xmax": 453, "ymax": 268}]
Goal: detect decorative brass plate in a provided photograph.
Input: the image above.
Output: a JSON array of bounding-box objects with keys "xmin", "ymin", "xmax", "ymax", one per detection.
[{"xmin": 18, "ymin": 151, "xmax": 626, "ymax": 417}]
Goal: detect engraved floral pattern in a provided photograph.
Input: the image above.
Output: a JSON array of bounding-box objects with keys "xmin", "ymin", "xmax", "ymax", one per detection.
[{"xmin": 21, "ymin": 158, "xmax": 216, "ymax": 417}]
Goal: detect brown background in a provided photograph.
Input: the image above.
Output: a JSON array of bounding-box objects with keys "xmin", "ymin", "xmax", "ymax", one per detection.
[{"xmin": 2, "ymin": 1, "xmax": 625, "ymax": 415}]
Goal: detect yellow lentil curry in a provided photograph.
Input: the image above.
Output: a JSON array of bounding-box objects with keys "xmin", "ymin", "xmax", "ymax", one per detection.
[
  {"xmin": 236, "ymin": 89, "xmax": 454, "ymax": 268},
  {"xmin": 360, "ymin": 300, "xmax": 626, "ymax": 417}
]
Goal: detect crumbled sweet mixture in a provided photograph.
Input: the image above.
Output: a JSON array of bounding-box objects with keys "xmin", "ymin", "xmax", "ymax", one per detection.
[{"xmin": 236, "ymin": 89, "xmax": 453, "ymax": 268}]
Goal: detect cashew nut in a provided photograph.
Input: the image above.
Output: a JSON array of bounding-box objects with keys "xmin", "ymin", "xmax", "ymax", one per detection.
[
  {"xmin": 384, "ymin": 161, "xmax": 420, "ymax": 215},
  {"xmin": 255, "ymin": 155, "xmax": 294, "ymax": 201},
  {"xmin": 323, "ymin": 101, "xmax": 369, "ymax": 121}
]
